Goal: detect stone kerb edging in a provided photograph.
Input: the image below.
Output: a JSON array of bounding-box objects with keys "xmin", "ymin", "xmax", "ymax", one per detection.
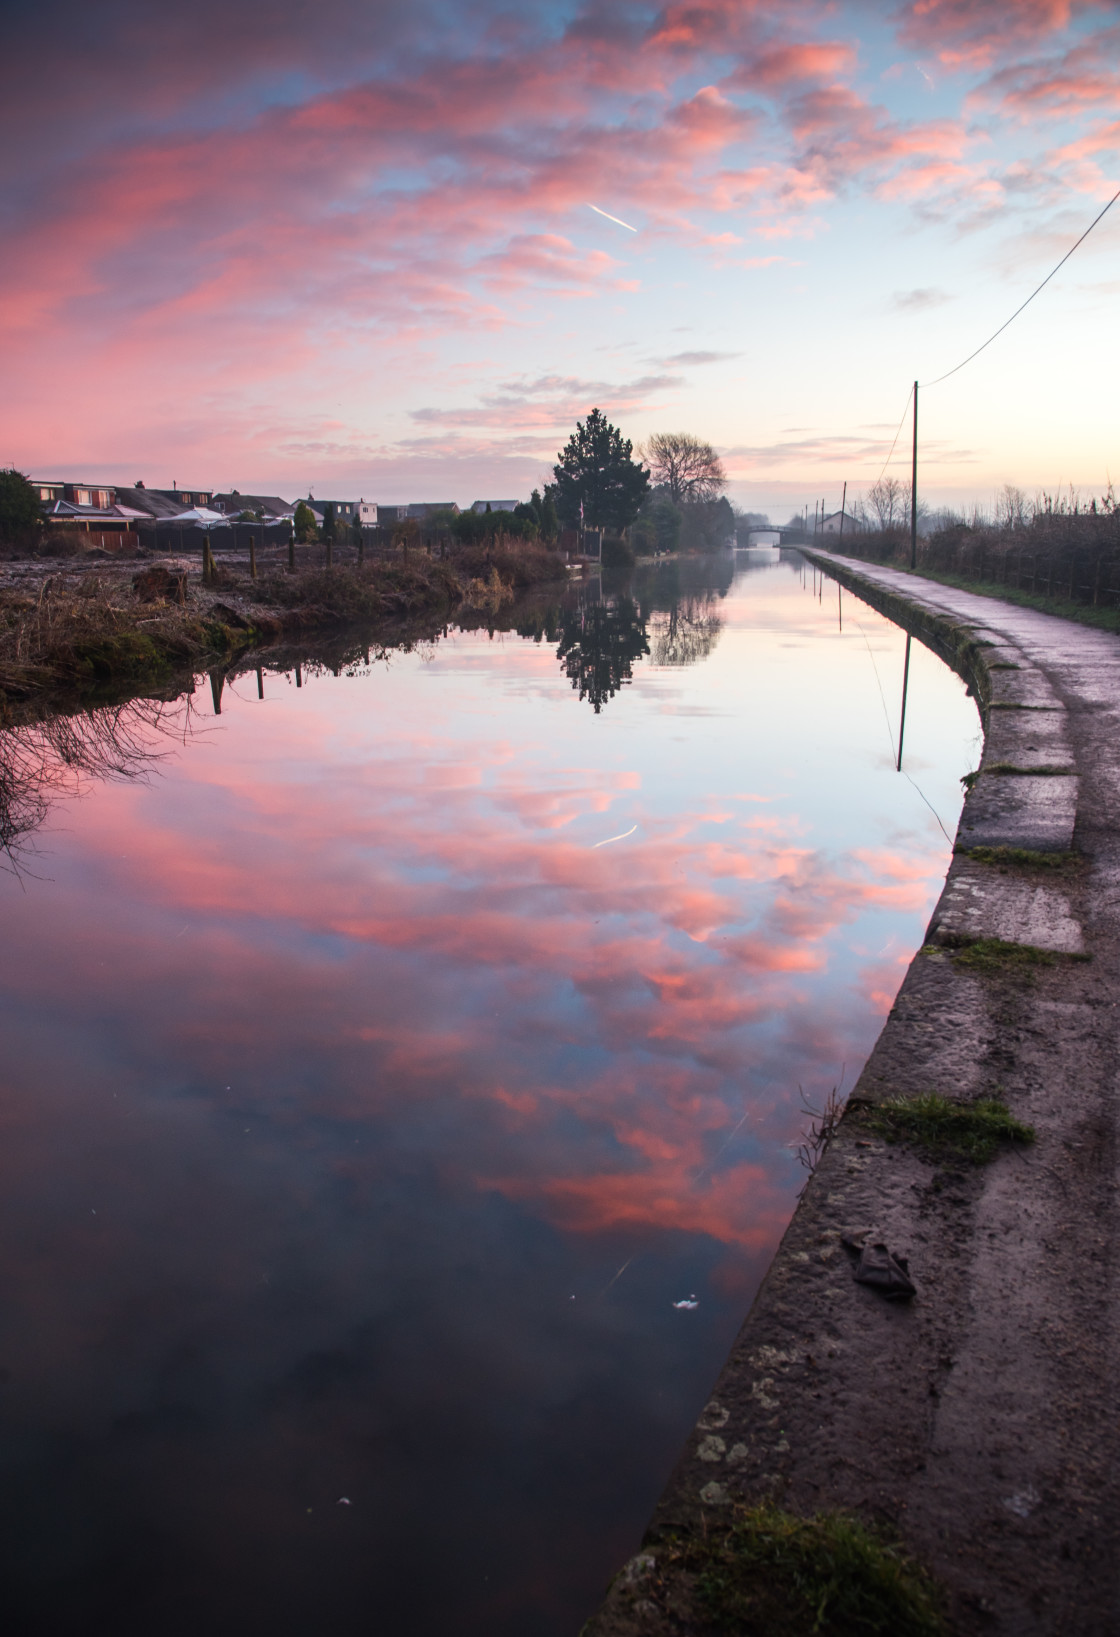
[{"xmin": 583, "ymin": 553, "xmax": 1096, "ymax": 1637}]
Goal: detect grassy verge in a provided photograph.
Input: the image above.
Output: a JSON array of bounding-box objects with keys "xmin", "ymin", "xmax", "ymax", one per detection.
[
  {"xmin": 661, "ymin": 1503, "xmax": 945, "ymax": 1636},
  {"xmin": 870, "ymin": 1093, "xmax": 1035, "ymax": 1165}
]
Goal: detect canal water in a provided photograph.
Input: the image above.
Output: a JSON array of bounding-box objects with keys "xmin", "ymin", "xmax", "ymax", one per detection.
[{"xmin": 0, "ymin": 553, "xmax": 979, "ymax": 1635}]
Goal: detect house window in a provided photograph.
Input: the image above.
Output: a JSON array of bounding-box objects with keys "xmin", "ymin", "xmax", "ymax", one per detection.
[{"xmin": 76, "ymin": 490, "xmax": 90, "ymax": 505}]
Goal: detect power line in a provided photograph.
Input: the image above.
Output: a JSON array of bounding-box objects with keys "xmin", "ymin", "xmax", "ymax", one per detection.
[
  {"xmin": 922, "ymin": 184, "xmax": 1120, "ymax": 389},
  {"xmin": 874, "ymin": 384, "xmax": 915, "ymax": 484}
]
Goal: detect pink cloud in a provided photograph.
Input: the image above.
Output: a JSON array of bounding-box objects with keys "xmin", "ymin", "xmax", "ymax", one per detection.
[{"xmin": 895, "ymin": 0, "xmax": 1086, "ymax": 70}]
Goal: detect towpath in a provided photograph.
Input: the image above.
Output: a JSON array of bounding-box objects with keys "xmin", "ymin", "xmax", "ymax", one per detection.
[{"xmin": 586, "ymin": 555, "xmax": 1120, "ymax": 1636}]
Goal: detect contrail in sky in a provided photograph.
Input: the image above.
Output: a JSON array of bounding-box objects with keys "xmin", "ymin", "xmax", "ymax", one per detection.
[
  {"xmin": 587, "ymin": 203, "xmax": 637, "ymax": 232},
  {"xmin": 593, "ymin": 824, "xmax": 637, "ymax": 848}
]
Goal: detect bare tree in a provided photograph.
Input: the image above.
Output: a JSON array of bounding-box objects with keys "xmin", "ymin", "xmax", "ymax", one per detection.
[
  {"xmin": 996, "ymin": 484, "xmax": 1028, "ymax": 529},
  {"xmin": 643, "ymin": 433, "xmax": 727, "ymax": 504},
  {"xmin": 866, "ymin": 477, "xmax": 906, "ymax": 531}
]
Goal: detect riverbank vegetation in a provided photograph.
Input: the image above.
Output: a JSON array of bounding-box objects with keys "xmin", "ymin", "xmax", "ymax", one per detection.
[{"xmin": 0, "ymin": 538, "xmax": 566, "ymax": 718}]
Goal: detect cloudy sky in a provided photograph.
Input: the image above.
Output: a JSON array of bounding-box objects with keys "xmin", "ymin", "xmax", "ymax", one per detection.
[{"xmin": 2, "ymin": 0, "xmax": 1117, "ymax": 515}]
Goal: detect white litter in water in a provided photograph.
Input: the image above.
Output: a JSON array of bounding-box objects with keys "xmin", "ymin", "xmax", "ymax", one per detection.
[
  {"xmin": 672, "ymin": 1296, "xmax": 699, "ymax": 1310},
  {"xmin": 337, "ymin": 1497, "xmax": 351, "ymax": 1506}
]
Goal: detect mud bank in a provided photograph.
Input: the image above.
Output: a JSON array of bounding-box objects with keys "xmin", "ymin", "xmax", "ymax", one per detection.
[{"xmin": 585, "ymin": 554, "xmax": 1120, "ymax": 1636}]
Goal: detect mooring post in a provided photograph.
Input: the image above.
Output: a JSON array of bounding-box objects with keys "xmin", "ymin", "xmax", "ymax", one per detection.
[
  {"xmin": 210, "ymin": 670, "xmax": 223, "ymax": 714},
  {"xmin": 256, "ymin": 667, "xmax": 264, "ymax": 700},
  {"xmin": 295, "ymin": 662, "xmax": 302, "ymax": 689}
]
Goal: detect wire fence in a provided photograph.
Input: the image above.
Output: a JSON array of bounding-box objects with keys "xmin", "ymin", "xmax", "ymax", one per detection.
[{"xmin": 825, "ymin": 504, "xmax": 1120, "ymax": 611}]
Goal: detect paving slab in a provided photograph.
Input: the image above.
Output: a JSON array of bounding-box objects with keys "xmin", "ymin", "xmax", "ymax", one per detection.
[
  {"xmin": 929, "ymin": 859, "xmax": 1085, "ymax": 955},
  {"xmin": 956, "ymin": 771, "xmax": 1078, "ymax": 852}
]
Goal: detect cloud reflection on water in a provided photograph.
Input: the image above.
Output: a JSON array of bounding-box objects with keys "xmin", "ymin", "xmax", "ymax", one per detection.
[{"xmin": 0, "ymin": 558, "xmax": 979, "ymax": 1635}]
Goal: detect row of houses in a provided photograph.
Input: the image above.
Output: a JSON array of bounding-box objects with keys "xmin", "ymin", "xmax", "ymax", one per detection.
[{"xmin": 31, "ymin": 480, "xmax": 523, "ymax": 533}]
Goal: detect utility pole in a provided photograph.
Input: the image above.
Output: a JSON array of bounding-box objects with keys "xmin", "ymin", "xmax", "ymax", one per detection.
[{"xmin": 910, "ymin": 380, "xmax": 919, "ymax": 570}]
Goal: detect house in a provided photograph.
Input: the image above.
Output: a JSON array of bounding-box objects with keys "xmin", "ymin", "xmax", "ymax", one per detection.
[
  {"xmin": 820, "ymin": 511, "xmax": 854, "ymax": 535},
  {"xmin": 405, "ymin": 502, "xmax": 459, "ymax": 520},
  {"xmin": 32, "ymin": 480, "xmax": 149, "ymax": 534},
  {"xmin": 34, "ymin": 480, "xmax": 115, "ymax": 510},
  {"xmin": 470, "ymin": 499, "xmax": 519, "ymax": 514},
  {"xmin": 112, "ymin": 485, "xmax": 197, "ymax": 520},
  {"xmin": 304, "ymin": 496, "xmax": 360, "ymax": 524},
  {"xmin": 211, "ymin": 492, "xmax": 292, "ymax": 520},
  {"xmin": 359, "ymin": 501, "xmax": 378, "ymax": 525}
]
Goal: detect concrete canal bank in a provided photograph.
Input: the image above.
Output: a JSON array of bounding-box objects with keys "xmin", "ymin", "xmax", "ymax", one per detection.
[{"xmin": 585, "ymin": 554, "xmax": 1120, "ymax": 1636}]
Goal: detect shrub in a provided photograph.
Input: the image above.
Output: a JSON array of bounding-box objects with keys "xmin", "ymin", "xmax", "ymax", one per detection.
[{"xmin": 0, "ymin": 470, "xmax": 45, "ymax": 549}]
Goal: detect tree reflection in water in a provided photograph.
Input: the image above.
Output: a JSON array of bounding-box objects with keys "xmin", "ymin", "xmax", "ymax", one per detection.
[
  {"xmin": 0, "ymin": 699, "xmax": 193, "ymax": 869},
  {"xmin": 648, "ymin": 595, "xmax": 723, "ymax": 668},
  {"xmin": 555, "ymin": 597, "xmax": 650, "ymax": 713}
]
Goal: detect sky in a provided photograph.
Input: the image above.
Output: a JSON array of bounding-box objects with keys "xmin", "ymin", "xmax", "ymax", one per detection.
[{"xmin": 2, "ymin": 0, "xmax": 1118, "ymax": 517}]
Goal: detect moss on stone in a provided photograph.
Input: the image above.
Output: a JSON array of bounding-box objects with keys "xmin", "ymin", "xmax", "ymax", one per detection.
[
  {"xmin": 671, "ymin": 1502, "xmax": 945, "ymax": 1636},
  {"xmin": 871, "ymin": 1093, "xmax": 1034, "ymax": 1165}
]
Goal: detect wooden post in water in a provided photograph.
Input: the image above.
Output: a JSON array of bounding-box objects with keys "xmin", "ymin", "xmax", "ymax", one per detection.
[
  {"xmin": 897, "ymin": 634, "xmax": 912, "ymax": 772},
  {"xmin": 910, "ymin": 380, "xmax": 919, "ymax": 571},
  {"xmin": 295, "ymin": 662, "xmax": 302, "ymax": 689},
  {"xmin": 210, "ymin": 670, "xmax": 223, "ymax": 714},
  {"xmin": 256, "ymin": 666, "xmax": 264, "ymax": 700}
]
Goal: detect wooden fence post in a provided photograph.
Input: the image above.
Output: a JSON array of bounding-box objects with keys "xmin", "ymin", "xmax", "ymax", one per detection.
[
  {"xmin": 288, "ymin": 537, "xmax": 295, "ymax": 573},
  {"xmin": 249, "ymin": 535, "xmax": 257, "ymax": 579}
]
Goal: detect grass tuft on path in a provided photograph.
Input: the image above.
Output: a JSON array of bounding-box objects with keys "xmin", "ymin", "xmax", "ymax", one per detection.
[
  {"xmin": 871, "ymin": 1093, "xmax": 1034, "ymax": 1165},
  {"xmin": 676, "ymin": 1503, "xmax": 945, "ymax": 1636},
  {"xmin": 958, "ymin": 845, "xmax": 1080, "ymax": 871}
]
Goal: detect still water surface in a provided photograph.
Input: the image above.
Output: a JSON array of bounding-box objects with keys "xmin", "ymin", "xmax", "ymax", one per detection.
[{"xmin": 0, "ymin": 555, "xmax": 979, "ymax": 1635}]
